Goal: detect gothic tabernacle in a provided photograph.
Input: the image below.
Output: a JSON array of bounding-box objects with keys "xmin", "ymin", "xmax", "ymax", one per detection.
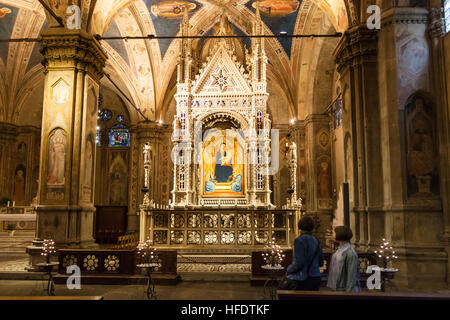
[{"xmin": 0, "ymin": 0, "xmax": 449, "ymax": 298}]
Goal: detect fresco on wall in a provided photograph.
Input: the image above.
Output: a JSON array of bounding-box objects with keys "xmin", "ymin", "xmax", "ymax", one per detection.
[
  {"xmin": 151, "ymin": 0, "xmax": 197, "ymax": 18},
  {"xmin": 395, "ymin": 25, "xmax": 429, "ymax": 107},
  {"xmin": 247, "ymin": 0, "xmax": 301, "ymax": 57},
  {"xmin": 0, "ymin": 4, "xmax": 17, "ymax": 64},
  {"xmin": 0, "ymin": 7, "xmax": 11, "ymax": 18},
  {"xmin": 83, "ymin": 136, "xmax": 94, "ymax": 200},
  {"xmin": 202, "ymin": 129, "xmax": 245, "ymax": 197},
  {"xmin": 13, "ymin": 165, "xmax": 26, "ymax": 204},
  {"xmin": 406, "ymin": 95, "xmax": 440, "ymax": 197},
  {"xmin": 104, "ymin": 20, "xmax": 130, "ymax": 66},
  {"xmin": 253, "ymin": 0, "xmax": 299, "ymax": 16},
  {"xmin": 317, "ymin": 158, "xmax": 331, "ymax": 199},
  {"xmin": 109, "ymin": 153, "xmax": 128, "ymax": 205},
  {"xmin": 47, "ymin": 129, "xmax": 67, "ymax": 186},
  {"xmin": 144, "ymin": 0, "xmax": 202, "ymax": 57}
]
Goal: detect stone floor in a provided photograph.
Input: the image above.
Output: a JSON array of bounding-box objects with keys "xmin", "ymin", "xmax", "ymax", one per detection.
[
  {"xmin": 0, "ymin": 280, "xmax": 263, "ymax": 300},
  {"xmin": 0, "ymin": 255, "xmax": 29, "ymax": 271}
]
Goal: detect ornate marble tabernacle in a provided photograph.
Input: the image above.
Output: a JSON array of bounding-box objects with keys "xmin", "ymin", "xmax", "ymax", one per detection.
[
  {"xmin": 170, "ymin": 13, "xmax": 274, "ymax": 209},
  {"xmin": 139, "ymin": 13, "xmax": 300, "ymax": 249}
]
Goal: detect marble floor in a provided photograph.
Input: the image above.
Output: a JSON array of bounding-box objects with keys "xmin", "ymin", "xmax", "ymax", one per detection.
[
  {"xmin": 0, "ymin": 255, "xmax": 29, "ymax": 272},
  {"xmin": 0, "ymin": 280, "xmax": 263, "ymax": 300}
]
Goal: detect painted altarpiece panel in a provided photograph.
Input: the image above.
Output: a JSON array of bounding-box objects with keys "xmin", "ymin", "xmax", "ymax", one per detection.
[{"xmin": 202, "ymin": 128, "xmax": 245, "ymax": 197}]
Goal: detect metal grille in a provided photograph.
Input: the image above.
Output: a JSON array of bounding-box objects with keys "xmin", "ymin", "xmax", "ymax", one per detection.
[{"xmin": 150, "ymin": 210, "xmax": 292, "ymax": 247}]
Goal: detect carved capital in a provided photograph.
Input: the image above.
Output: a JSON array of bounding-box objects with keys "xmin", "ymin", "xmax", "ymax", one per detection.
[
  {"xmin": 40, "ymin": 28, "xmax": 107, "ymax": 82},
  {"xmin": 428, "ymin": 7, "xmax": 445, "ymax": 38},
  {"xmin": 381, "ymin": 7, "xmax": 429, "ymax": 27},
  {"xmin": 333, "ymin": 26, "xmax": 378, "ymax": 74}
]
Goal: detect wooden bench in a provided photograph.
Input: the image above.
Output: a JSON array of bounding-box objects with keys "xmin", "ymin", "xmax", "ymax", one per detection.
[
  {"xmin": 277, "ymin": 290, "xmax": 450, "ymax": 300},
  {"xmin": 0, "ymin": 296, "xmax": 104, "ymax": 300},
  {"xmin": 111, "ymin": 234, "xmax": 139, "ymax": 249}
]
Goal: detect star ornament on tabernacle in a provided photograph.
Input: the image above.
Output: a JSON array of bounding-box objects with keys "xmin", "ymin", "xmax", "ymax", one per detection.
[
  {"xmin": 212, "ymin": 69, "xmax": 231, "ymax": 92},
  {"xmin": 262, "ymin": 238, "xmax": 285, "ymax": 267}
]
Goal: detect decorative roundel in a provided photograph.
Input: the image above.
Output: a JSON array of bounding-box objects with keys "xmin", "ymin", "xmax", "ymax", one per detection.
[
  {"xmin": 117, "ymin": 115, "xmax": 124, "ymax": 123},
  {"xmin": 83, "ymin": 255, "xmax": 99, "ymax": 271},
  {"xmin": 98, "ymin": 109, "xmax": 113, "ymax": 122},
  {"xmin": 62, "ymin": 255, "xmax": 78, "ymax": 268},
  {"xmin": 104, "ymin": 255, "xmax": 120, "ymax": 271}
]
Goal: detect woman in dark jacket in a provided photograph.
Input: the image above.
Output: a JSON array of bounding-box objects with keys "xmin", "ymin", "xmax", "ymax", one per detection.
[{"xmin": 285, "ymin": 216, "xmax": 324, "ymax": 291}]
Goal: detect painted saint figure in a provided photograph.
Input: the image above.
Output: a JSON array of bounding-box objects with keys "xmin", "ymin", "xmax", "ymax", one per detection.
[
  {"xmin": 13, "ymin": 168, "xmax": 25, "ymax": 203},
  {"xmin": 84, "ymin": 139, "xmax": 93, "ymax": 188},
  {"xmin": 47, "ymin": 130, "xmax": 66, "ymax": 186},
  {"xmin": 214, "ymin": 143, "xmax": 233, "ymax": 183},
  {"xmin": 318, "ymin": 161, "xmax": 331, "ymax": 198}
]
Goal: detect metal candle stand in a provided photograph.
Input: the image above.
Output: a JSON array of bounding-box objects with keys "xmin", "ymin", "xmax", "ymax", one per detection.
[
  {"xmin": 35, "ymin": 262, "xmax": 59, "ymax": 296},
  {"xmin": 261, "ymin": 264, "xmax": 285, "ymax": 300},
  {"xmin": 137, "ymin": 263, "xmax": 160, "ymax": 300}
]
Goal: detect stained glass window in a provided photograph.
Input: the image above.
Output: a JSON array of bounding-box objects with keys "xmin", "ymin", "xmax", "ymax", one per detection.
[
  {"xmin": 445, "ymin": 0, "xmax": 450, "ymax": 33},
  {"xmin": 98, "ymin": 109, "xmax": 112, "ymax": 122},
  {"xmin": 109, "ymin": 124, "xmax": 130, "ymax": 147}
]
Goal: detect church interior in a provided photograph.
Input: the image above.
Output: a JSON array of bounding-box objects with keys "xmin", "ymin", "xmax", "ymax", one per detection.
[{"xmin": 0, "ymin": 0, "xmax": 450, "ymax": 300}]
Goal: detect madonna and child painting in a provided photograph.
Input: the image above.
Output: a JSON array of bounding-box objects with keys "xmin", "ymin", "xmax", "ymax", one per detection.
[{"xmin": 203, "ymin": 130, "xmax": 244, "ymax": 197}]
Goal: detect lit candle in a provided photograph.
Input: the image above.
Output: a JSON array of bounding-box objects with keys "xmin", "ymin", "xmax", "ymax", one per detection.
[{"xmin": 7, "ymin": 201, "xmax": 10, "ymax": 207}]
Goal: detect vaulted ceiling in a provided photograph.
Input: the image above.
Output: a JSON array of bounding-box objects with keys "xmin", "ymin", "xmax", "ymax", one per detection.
[{"xmin": 0, "ymin": 0, "xmax": 355, "ymax": 126}]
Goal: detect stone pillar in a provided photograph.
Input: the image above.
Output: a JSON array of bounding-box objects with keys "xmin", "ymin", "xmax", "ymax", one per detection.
[
  {"xmin": 374, "ymin": 7, "xmax": 446, "ymax": 289},
  {"xmin": 302, "ymin": 114, "xmax": 333, "ymax": 245},
  {"xmin": 130, "ymin": 122, "xmax": 171, "ymax": 231},
  {"xmin": 428, "ymin": 7, "xmax": 450, "ymax": 289},
  {"xmin": 333, "ymin": 26, "xmax": 383, "ymax": 253},
  {"xmin": 0, "ymin": 122, "xmax": 18, "ymax": 200},
  {"xmin": 32, "ymin": 29, "xmax": 107, "ymax": 248}
]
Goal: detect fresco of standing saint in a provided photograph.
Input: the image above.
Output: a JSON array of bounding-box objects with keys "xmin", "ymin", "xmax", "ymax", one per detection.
[{"xmin": 47, "ymin": 129, "xmax": 67, "ymax": 186}]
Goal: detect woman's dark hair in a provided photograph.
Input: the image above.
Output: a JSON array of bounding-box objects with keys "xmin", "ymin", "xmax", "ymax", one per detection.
[
  {"xmin": 334, "ymin": 226, "xmax": 353, "ymax": 241},
  {"xmin": 298, "ymin": 216, "xmax": 314, "ymax": 232}
]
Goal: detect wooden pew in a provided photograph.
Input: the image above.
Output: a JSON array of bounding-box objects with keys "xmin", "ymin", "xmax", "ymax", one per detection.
[
  {"xmin": 111, "ymin": 234, "xmax": 139, "ymax": 249},
  {"xmin": 277, "ymin": 290, "xmax": 450, "ymax": 301}
]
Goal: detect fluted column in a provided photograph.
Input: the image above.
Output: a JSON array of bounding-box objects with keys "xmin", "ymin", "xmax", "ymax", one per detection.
[
  {"xmin": 334, "ymin": 25, "xmax": 382, "ymax": 253},
  {"xmin": 33, "ymin": 28, "xmax": 107, "ymax": 248}
]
